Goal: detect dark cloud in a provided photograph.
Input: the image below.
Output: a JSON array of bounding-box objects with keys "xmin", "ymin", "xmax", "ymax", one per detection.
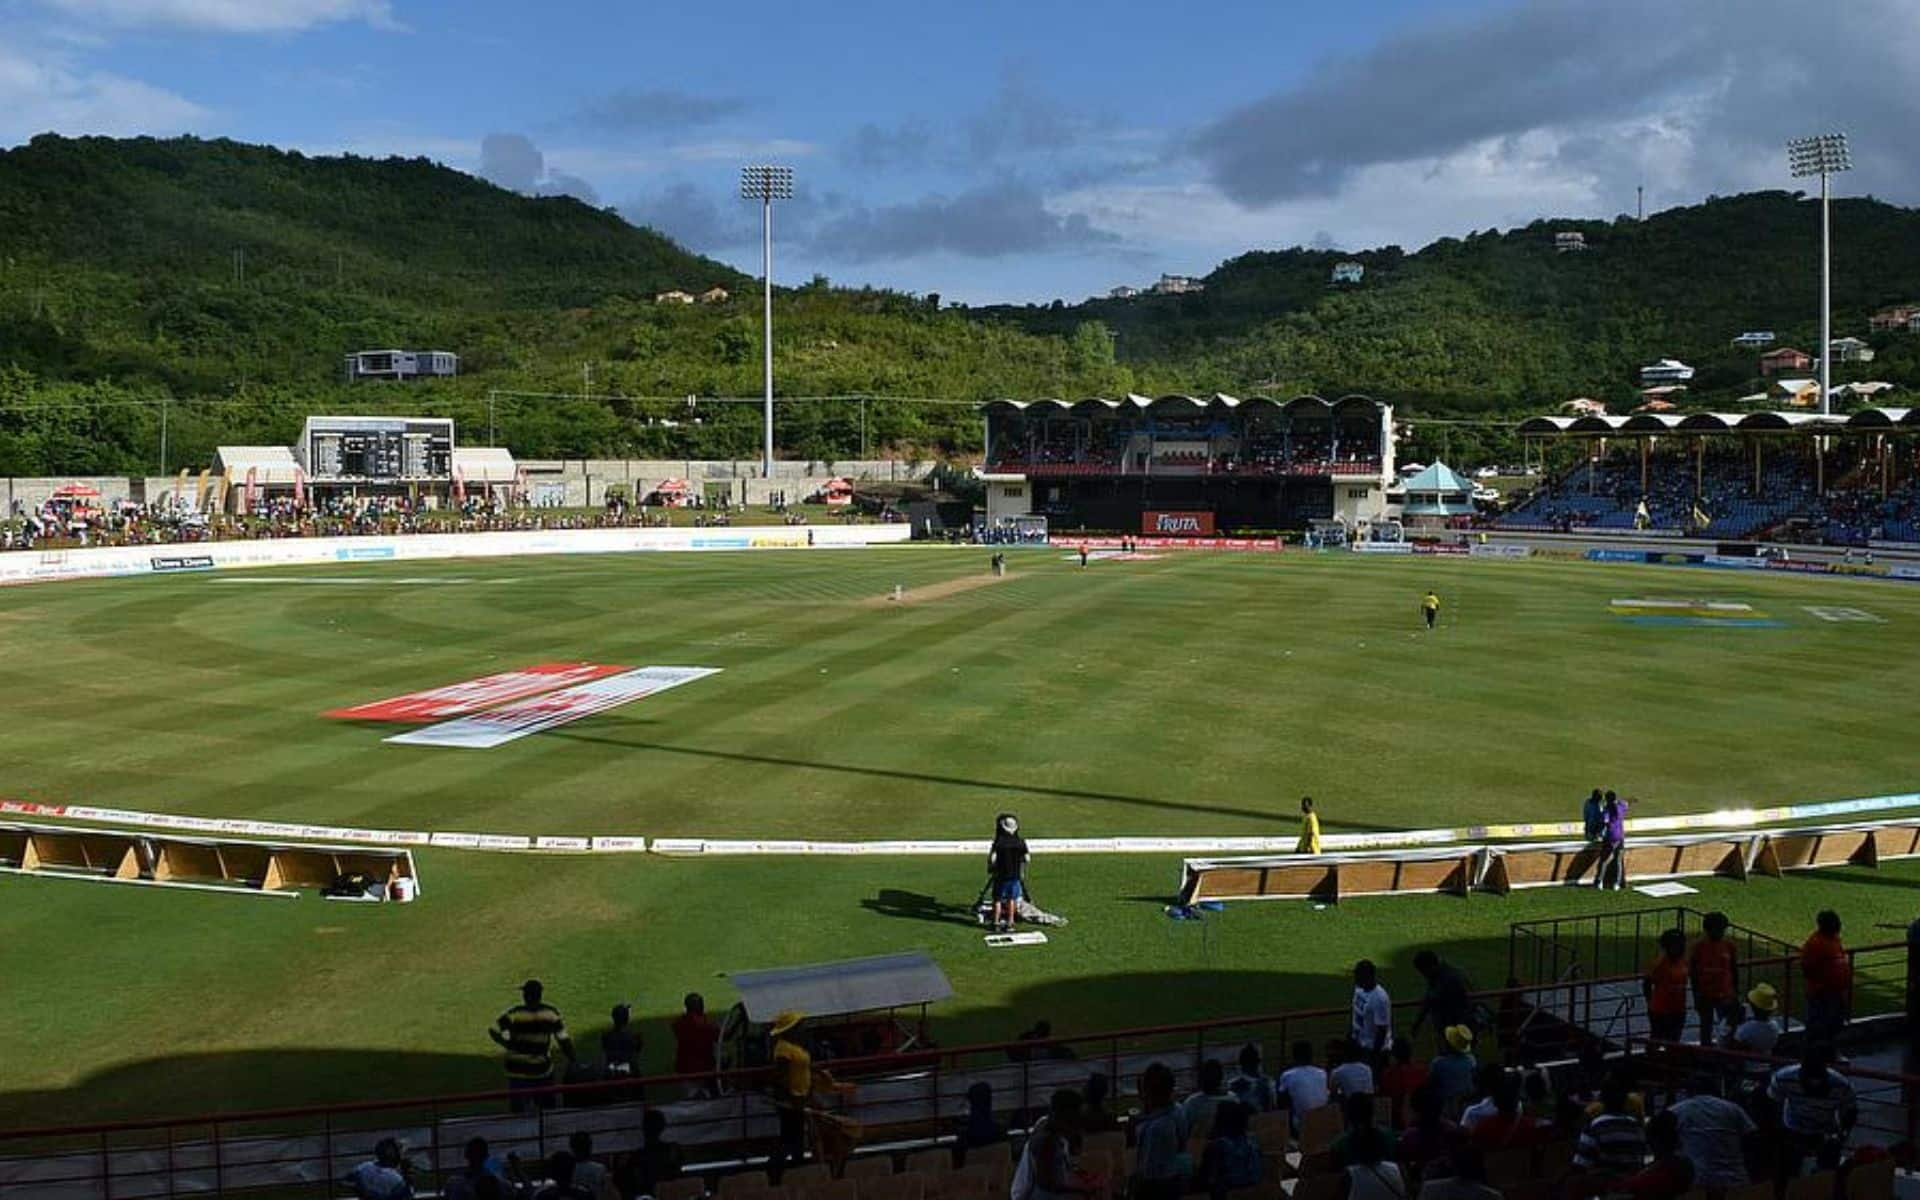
[
  {"xmin": 568, "ymin": 88, "xmax": 750, "ymax": 134},
  {"xmin": 809, "ymin": 180, "xmax": 1120, "ymax": 263},
  {"xmin": 478, "ymin": 131, "xmax": 544, "ymax": 192},
  {"xmin": 843, "ymin": 120, "xmax": 932, "ymax": 169},
  {"xmin": 1188, "ymin": 0, "xmax": 1920, "ymax": 209},
  {"xmin": 621, "ymin": 182, "xmax": 759, "ymax": 252},
  {"xmin": 966, "ymin": 67, "xmax": 1095, "ymax": 164}
]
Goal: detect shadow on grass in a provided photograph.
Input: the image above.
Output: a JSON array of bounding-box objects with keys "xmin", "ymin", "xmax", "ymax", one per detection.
[
  {"xmin": 544, "ymin": 730, "xmax": 1413, "ymax": 833},
  {"xmin": 862, "ymin": 888, "xmax": 981, "ymax": 927}
]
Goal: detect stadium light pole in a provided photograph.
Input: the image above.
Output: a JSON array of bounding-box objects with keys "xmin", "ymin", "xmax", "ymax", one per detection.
[
  {"xmin": 741, "ymin": 165, "xmax": 794, "ymax": 480},
  {"xmin": 1788, "ymin": 133, "xmax": 1851, "ymax": 416}
]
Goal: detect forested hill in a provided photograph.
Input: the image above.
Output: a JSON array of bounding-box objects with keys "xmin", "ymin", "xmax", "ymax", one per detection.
[
  {"xmin": 982, "ymin": 191, "xmax": 1920, "ymax": 417},
  {"xmin": 3, "ymin": 134, "xmax": 1920, "ymax": 477}
]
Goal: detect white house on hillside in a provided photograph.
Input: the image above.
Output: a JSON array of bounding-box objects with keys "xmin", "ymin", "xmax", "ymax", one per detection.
[
  {"xmin": 1638, "ymin": 359, "xmax": 1695, "ymax": 385},
  {"xmin": 1331, "ymin": 261, "xmax": 1365, "ymax": 284},
  {"xmin": 1731, "ymin": 331, "xmax": 1776, "ymax": 347}
]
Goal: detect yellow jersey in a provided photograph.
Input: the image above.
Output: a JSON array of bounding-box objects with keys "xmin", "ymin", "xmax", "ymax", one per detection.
[
  {"xmin": 1422, "ymin": 593, "xmax": 1440, "ymax": 613},
  {"xmin": 773, "ymin": 1037, "xmax": 812, "ymax": 1101},
  {"xmin": 1298, "ymin": 811, "xmax": 1322, "ymax": 854}
]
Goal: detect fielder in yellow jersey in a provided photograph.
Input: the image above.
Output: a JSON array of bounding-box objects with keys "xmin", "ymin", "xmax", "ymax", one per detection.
[{"xmin": 1422, "ymin": 590, "xmax": 1440, "ymax": 630}]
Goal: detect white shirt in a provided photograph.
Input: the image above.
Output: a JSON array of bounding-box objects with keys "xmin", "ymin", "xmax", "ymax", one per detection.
[
  {"xmin": 1278, "ymin": 1065, "xmax": 1330, "ymax": 1119},
  {"xmin": 1330, "ymin": 1061, "xmax": 1375, "ymax": 1098},
  {"xmin": 345, "ymin": 1161, "xmax": 411, "ymax": 1200},
  {"xmin": 1729, "ymin": 1018, "xmax": 1781, "ymax": 1057},
  {"xmin": 1459, "ymin": 1097, "xmax": 1497, "ymax": 1131},
  {"xmin": 1352, "ymin": 984, "xmax": 1392, "ymax": 1051}
]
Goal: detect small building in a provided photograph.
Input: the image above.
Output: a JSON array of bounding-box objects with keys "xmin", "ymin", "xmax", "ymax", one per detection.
[
  {"xmin": 211, "ymin": 446, "xmax": 303, "ymax": 512},
  {"xmin": 1153, "ymin": 273, "xmax": 1205, "ymax": 295},
  {"xmin": 1836, "ymin": 381, "xmax": 1896, "ymax": 401},
  {"xmin": 1330, "ymin": 261, "xmax": 1365, "ymax": 284},
  {"xmin": 1731, "ymin": 330, "xmax": 1776, "ymax": 347},
  {"xmin": 1759, "ymin": 347, "xmax": 1812, "ymax": 375},
  {"xmin": 1868, "ymin": 305, "xmax": 1920, "ymax": 333},
  {"xmin": 1771, "ymin": 378, "xmax": 1821, "ymax": 407},
  {"xmin": 699, "ymin": 286, "xmax": 730, "ymax": 304},
  {"xmin": 1637, "ymin": 386, "xmax": 1687, "ymax": 406},
  {"xmin": 1830, "ymin": 336, "xmax": 1875, "ymax": 364},
  {"xmin": 1638, "ymin": 358, "xmax": 1695, "ymax": 385},
  {"xmin": 1561, "ymin": 397, "xmax": 1608, "ymax": 416},
  {"xmin": 655, "ymin": 290, "xmax": 696, "ymax": 305},
  {"xmin": 1107, "ymin": 285, "xmax": 1140, "ymax": 300},
  {"xmin": 343, "ymin": 349, "xmax": 459, "ymax": 383},
  {"xmin": 1396, "ymin": 461, "xmax": 1478, "ymax": 525},
  {"xmin": 1554, "ymin": 231, "xmax": 1588, "ymax": 253}
]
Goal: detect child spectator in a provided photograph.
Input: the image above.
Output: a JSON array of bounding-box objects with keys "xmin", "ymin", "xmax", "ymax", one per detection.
[
  {"xmin": 1197, "ymin": 1101, "xmax": 1264, "ymax": 1200},
  {"xmin": 1277, "ymin": 1040, "xmax": 1331, "ymax": 1132}
]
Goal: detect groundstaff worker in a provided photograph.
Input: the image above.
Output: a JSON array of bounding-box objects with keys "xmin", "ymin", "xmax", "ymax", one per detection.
[{"xmin": 988, "ymin": 813, "xmax": 1031, "ymax": 933}]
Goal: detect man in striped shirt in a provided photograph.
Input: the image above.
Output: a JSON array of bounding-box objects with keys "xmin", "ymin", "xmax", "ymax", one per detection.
[
  {"xmin": 1574, "ymin": 1077, "xmax": 1648, "ymax": 1185},
  {"xmin": 491, "ymin": 979, "xmax": 576, "ymax": 1111},
  {"xmin": 1768, "ymin": 1045, "xmax": 1857, "ymax": 1174}
]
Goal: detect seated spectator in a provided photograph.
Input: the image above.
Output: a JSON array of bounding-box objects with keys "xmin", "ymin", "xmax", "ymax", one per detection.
[
  {"xmin": 1769, "ymin": 1044, "xmax": 1858, "ymax": 1175},
  {"xmin": 1378, "ymin": 1038, "xmax": 1429, "ymax": 1127},
  {"xmin": 1399, "ymin": 1084, "xmax": 1461, "ymax": 1185},
  {"xmin": 1457, "ymin": 1064, "xmax": 1506, "ymax": 1131},
  {"xmin": 1573, "ymin": 1077, "xmax": 1648, "ymax": 1186},
  {"xmin": 1617, "ymin": 1111, "xmax": 1695, "ymax": 1200},
  {"xmin": 1182, "ymin": 1058, "xmax": 1231, "ymax": 1136},
  {"xmin": 1081, "ymin": 1072, "xmax": 1119, "ymax": 1134},
  {"xmin": 1012, "ymin": 1088, "xmax": 1091, "ymax": 1200},
  {"xmin": 1670, "ymin": 1079, "xmax": 1757, "ymax": 1190},
  {"xmin": 568, "ymin": 1132, "xmax": 616, "ymax": 1200},
  {"xmin": 1130, "ymin": 1062, "xmax": 1193, "ymax": 1200},
  {"xmin": 1329, "ymin": 1038, "xmax": 1375, "ymax": 1098},
  {"xmin": 958, "ymin": 1081, "xmax": 1007, "ymax": 1156},
  {"xmin": 533, "ymin": 1150, "xmax": 594, "ymax": 1200},
  {"xmin": 1429, "ymin": 1026, "xmax": 1478, "ymax": 1111},
  {"xmin": 1726, "ymin": 984, "xmax": 1783, "ymax": 1058},
  {"xmin": 1228, "ymin": 1043, "xmax": 1276, "ymax": 1112},
  {"xmin": 1417, "ymin": 1147, "xmax": 1502, "ymax": 1200},
  {"xmin": 1197, "ymin": 1101, "xmax": 1263, "ymax": 1200},
  {"xmin": 1333, "ymin": 1092, "xmax": 1405, "ymax": 1200},
  {"xmin": 622, "ymin": 1109, "xmax": 681, "ymax": 1200},
  {"xmin": 601, "ymin": 1005, "xmax": 639, "ymax": 1078},
  {"xmin": 1467, "ymin": 1075, "xmax": 1541, "ymax": 1153},
  {"xmin": 1277, "ymin": 1040, "xmax": 1331, "ymax": 1132},
  {"xmin": 443, "ymin": 1138, "xmax": 507, "ymax": 1200},
  {"xmin": 344, "ymin": 1138, "xmax": 413, "ymax": 1200}
]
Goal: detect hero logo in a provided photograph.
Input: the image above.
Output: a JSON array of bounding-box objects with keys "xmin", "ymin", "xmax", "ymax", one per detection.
[{"xmin": 1143, "ymin": 510, "xmax": 1214, "ymax": 536}]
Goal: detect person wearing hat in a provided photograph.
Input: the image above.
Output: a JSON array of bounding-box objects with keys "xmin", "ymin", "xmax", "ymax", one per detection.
[
  {"xmin": 1429, "ymin": 1026, "xmax": 1477, "ymax": 1112},
  {"xmin": 767, "ymin": 1010, "xmax": 813, "ymax": 1179},
  {"xmin": 988, "ymin": 814, "xmax": 1030, "ymax": 933},
  {"xmin": 490, "ymin": 979, "xmax": 575, "ymax": 1112},
  {"xmin": 1726, "ymin": 984, "xmax": 1782, "ymax": 1058}
]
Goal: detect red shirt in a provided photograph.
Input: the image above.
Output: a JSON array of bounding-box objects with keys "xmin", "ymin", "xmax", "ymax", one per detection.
[
  {"xmin": 672, "ymin": 1012, "xmax": 719, "ymax": 1074},
  {"xmin": 1469, "ymin": 1112, "xmax": 1541, "ymax": 1152},
  {"xmin": 1688, "ymin": 937, "xmax": 1737, "ymax": 1003},
  {"xmin": 1646, "ymin": 955, "xmax": 1689, "ymax": 1016},
  {"xmin": 1801, "ymin": 931, "xmax": 1853, "ymax": 1000}
]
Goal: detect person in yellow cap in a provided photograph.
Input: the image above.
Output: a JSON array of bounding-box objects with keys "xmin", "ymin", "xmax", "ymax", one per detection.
[
  {"xmin": 1429, "ymin": 1025, "xmax": 1476, "ymax": 1108},
  {"xmin": 1726, "ymin": 984, "xmax": 1781, "ymax": 1057},
  {"xmin": 767, "ymin": 1010, "xmax": 812, "ymax": 1179}
]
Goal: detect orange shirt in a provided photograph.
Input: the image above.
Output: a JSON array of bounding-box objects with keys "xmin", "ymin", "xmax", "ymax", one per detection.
[
  {"xmin": 1801, "ymin": 931, "xmax": 1852, "ymax": 999},
  {"xmin": 1688, "ymin": 937, "xmax": 1737, "ymax": 1003},
  {"xmin": 1647, "ymin": 955, "xmax": 1689, "ymax": 1016}
]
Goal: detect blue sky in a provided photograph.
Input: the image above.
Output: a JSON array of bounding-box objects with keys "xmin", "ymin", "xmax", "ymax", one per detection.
[{"xmin": 3, "ymin": 0, "xmax": 1917, "ymax": 304}]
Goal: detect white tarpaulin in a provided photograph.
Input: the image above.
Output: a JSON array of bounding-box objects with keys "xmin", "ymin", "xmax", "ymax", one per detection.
[{"xmin": 386, "ymin": 666, "xmax": 720, "ymax": 749}]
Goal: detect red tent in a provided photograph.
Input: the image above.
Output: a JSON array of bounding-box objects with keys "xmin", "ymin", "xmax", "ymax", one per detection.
[
  {"xmin": 648, "ymin": 478, "xmax": 695, "ymax": 507},
  {"xmin": 817, "ymin": 476, "xmax": 855, "ymax": 507}
]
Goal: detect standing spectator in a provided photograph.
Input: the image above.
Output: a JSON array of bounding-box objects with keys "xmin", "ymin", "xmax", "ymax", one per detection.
[
  {"xmin": 1727, "ymin": 985, "xmax": 1783, "ymax": 1057},
  {"xmin": 1643, "ymin": 929, "xmax": 1690, "ymax": 1042},
  {"xmin": 1130, "ymin": 1063, "xmax": 1192, "ymax": 1200},
  {"xmin": 1297, "ymin": 797, "xmax": 1322, "ymax": 854},
  {"xmin": 988, "ymin": 814, "xmax": 1030, "ymax": 934},
  {"xmin": 1582, "ymin": 788, "xmax": 1606, "ymax": 843},
  {"xmin": 1329, "ymin": 1039, "xmax": 1375, "ymax": 1098},
  {"xmin": 1688, "ymin": 913, "xmax": 1739, "ymax": 1046},
  {"xmin": 1228, "ymin": 1044, "xmax": 1276, "ymax": 1112},
  {"xmin": 600, "ymin": 1004, "xmax": 639, "ymax": 1077},
  {"xmin": 1670, "ymin": 1082, "xmax": 1757, "ymax": 1190},
  {"xmin": 1011, "ymin": 1088, "xmax": 1091, "ymax": 1200},
  {"xmin": 1801, "ymin": 910, "xmax": 1853, "ymax": 1044},
  {"xmin": 1182, "ymin": 1058, "xmax": 1231, "ymax": 1136},
  {"xmin": 672, "ymin": 993, "xmax": 721, "ymax": 1097},
  {"xmin": 1197, "ymin": 1101, "xmax": 1264, "ymax": 1200},
  {"xmin": 1378, "ymin": 1038, "xmax": 1430, "ymax": 1128},
  {"xmin": 531, "ymin": 1151, "xmax": 593, "ymax": 1200},
  {"xmin": 1409, "ymin": 952, "xmax": 1475, "ymax": 1049},
  {"xmin": 1573, "ymin": 1077, "xmax": 1648, "ymax": 1185},
  {"xmin": 1429, "ymin": 1027, "xmax": 1478, "ymax": 1111},
  {"xmin": 343, "ymin": 1138, "xmax": 413, "ymax": 1200},
  {"xmin": 1277, "ymin": 1040, "xmax": 1331, "ymax": 1132},
  {"xmin": 568, "ymin": 1133, "xmax": 617, "ymax": 1200},
  {"xmin": 1769, "ymin": 1044, "xmax": 1858, "ymax": 1175},
  {"xmin": 1351, "ymin": 960, "xmax": 1392, "ymax": 1062},
  {"xmin": 490, "ymin": 980, "xmax": 575, "ymax": 1112},
  {"xmin": 1595, "ymin": 792, "xmax": 1630, "ymax": 891},
  {"xmin": 1615, "ymin": 1111, "xmax": 1695, "ymax": 1200},
  {"xmin": 1333, "ymin": 1093, "xmax": 1406, "ymax": 1200}
]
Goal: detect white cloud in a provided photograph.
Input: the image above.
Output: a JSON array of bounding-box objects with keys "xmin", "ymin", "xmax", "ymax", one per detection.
[
  {"xmin": 0, "ymin": 45, "xmax": 207, "ymax": 143},
  {"xmin": 36, "ymin": 0, "xmax": 399, "ymax": 34}
]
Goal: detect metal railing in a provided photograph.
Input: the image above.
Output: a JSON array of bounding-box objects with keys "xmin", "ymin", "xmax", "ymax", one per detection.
[
  {"xmin": 1, "ymin": 941, "xmax": 1907, "ymax": 1199},
  {"xmin": 1507, "ymin": 905, "xmax": 1799, "ymax": 992}
]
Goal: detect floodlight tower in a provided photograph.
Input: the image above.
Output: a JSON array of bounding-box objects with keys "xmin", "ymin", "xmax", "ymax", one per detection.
[
  {"xmin": 1788, "ymin": 133, "xmax": 1851, "ymax": 416},
  {"xmin": 740, "ymin": 164, "xmax": 794, "ymax": 478}
]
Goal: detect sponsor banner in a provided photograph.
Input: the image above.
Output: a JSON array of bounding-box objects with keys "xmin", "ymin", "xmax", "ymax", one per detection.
[
  {"xmin": 1764, "ymin": 559, "xmax": 1832, "ymax": 575},
  {"xmin": 1587, "ymin": 548, "xmax": 1648, "ymax": 563},
  {"xmin": 1469, "ymin": 543, "xmax": 1532, "ymax": 559},
  {"xmin": 1411, "ymin": 543, "xmax": 1469, "ymax": 556},
  {"xmin": 1142, "ymin": 510, "xmax": 1216, "ymax": 536},
  {"xmin": 150, "ymin": 555, "xmax": 215, "ymax": 572},
  {"xmin": 1893, "ymin": 565, "xmax": 1920, "ymax": 581},
  {"xmin": 534, "ymin": 836, "xmax": 593, "ymax": 852},
  {"xmin": 589, "ymin": 836, "xmax": 649, "ymax": 853},
  {"xmin": 388, "ymin": 666, "xmax": 722, "ymax": 749},
  {"xmin": 1075, "ymin": 537, "xmax": 1281, "ymax": 552},
  {"xmin": 325, "ymin": 662, "xmax": 629, "ymax": 722},
  {"xmin": 1350, "ymin": 542, "xmax": 1413, "ymax": 555},
  {"xmin": 0, "ymin": 799, "xmax": 67, "ymax": 817},
  {"xmin": 1705, "ymin": 555, "xmax": 1768, "ymax": 570},
  {"xmin": 1573, "ymin": 525, "xmax": 1683, "ymax": 538},
  {"xmin": 1829, "ymin": 562, "xmax": 1891, "ymax": 578}
]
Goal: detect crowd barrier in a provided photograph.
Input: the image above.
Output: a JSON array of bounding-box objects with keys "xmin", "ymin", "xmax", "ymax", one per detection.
[
  {"xmin": 1180, "ymin": 816, "xmax": 1920, "ymax": 903},
  {"xmin": 0, "ymin": 523, "xmax": 914, "ymax": 586},
  {"xmin": 0, "ymin": 821, "xmax": 419, "ymax": 898}
]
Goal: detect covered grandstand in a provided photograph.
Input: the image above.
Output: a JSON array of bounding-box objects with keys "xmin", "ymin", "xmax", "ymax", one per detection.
[
  {"xmin": 1501, "ymin": 407, "xmax": 1920, "ymax": 547},
  {"xmin": 981, "ymin": 393, "xmax": 1396, "ymax": 533}
]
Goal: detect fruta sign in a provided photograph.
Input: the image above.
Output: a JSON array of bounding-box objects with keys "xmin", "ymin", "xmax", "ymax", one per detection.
[{"xmin": 1143, "ymin": 511, "xmax": 1215, "ymax": 536}]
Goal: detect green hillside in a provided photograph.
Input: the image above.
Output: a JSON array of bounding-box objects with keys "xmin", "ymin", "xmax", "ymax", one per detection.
[{"xmin": 3, "ymin": 135, "xmax": 1919, "ymax": 476}]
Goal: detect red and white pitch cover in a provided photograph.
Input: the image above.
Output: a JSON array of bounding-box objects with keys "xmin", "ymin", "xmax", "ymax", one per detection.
[
  {"xmin": 324, "ymin": 662, "xmax": 630, "ymax": 722},
  {"xmin": 386, "ymin": 666, "xmax": 721, "ymax": 749}
]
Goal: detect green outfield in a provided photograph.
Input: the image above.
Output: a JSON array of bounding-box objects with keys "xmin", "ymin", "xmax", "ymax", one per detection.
[{"xmin": 2, "ymin": 546, "xmax": 1917, "ymax": 1125}]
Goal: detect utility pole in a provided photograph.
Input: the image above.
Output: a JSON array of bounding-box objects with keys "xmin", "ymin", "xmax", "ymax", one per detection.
[
  {"xmin": 1636, "ymin": 185, "xmax": 1644, "ymax": 221},
  {"xmin": 487, "ymin": 389, "xmax": 498, "ymax": 446},
  {"xmin": 1789, "ymin": 133, "xmax": 1852, "ymax": 416},
  {"xmin": 159, "ymin": 394, "xmax": 169, "ymax": 476},
  {"xmin": 740, "ymin": 165, "xmax": 794, "ymax": 479}
]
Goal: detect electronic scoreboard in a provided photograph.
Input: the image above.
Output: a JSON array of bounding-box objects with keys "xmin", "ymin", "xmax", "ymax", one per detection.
[{"xmin": 298, "ymin": 417, "xmax": 454, "ymax": 481}]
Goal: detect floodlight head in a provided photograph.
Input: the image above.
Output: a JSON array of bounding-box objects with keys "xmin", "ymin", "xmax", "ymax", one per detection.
[
  {"xmin": 1787, "ymin": 132, "xmax": 1851, "ymax": 178},
  {"xmin": 740, "ymin": 164, "xmax": 795, "ymax": 201}
]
